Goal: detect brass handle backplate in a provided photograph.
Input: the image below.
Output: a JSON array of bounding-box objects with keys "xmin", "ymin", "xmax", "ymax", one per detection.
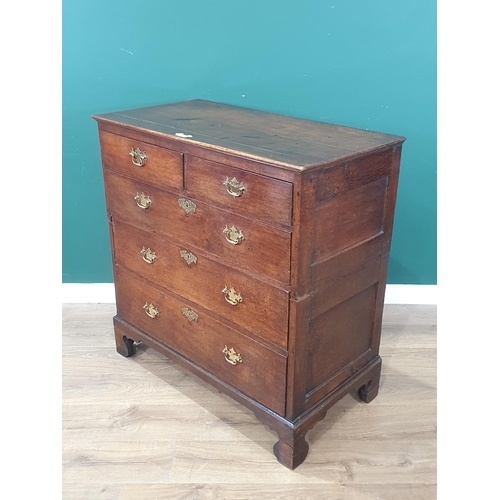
[
  {"xmin": 223, "ymin": 225, "xmax": 244, "ymax": 245},
  {"xmin": 134, "ymin": 192, "xmax": 151, "ymax": 209},
  {"xmin": 222, "ymin": 286, "xmax": 242, "ymax": 306},
  {"xmin": 181, "ymin": 307, "xmax": 198, "ymax": 323},
  {"xmin": 180, "ymin": 249, "xmax": 197, "ymax": 267},
  {"xmin": 140, "ymin": 246, "xmax": 157, "ymax": 264},
  {"xmin": 143, "ymin": 302, "xmax": 159, "ymax": 318},
  {"xmin": 178, "ymin": 198, "xmax": 196, "ymax": 215},
  {"xmin": 223, "ymin": 177, "xmax": 245, "ymax": 197},
  {"xmin": 223, "ymin": 345, "xmax": 242, "ymax": 365},
  {"xmin": 129, "ymin": 147, "xmax": 147, "ymax": 167}
]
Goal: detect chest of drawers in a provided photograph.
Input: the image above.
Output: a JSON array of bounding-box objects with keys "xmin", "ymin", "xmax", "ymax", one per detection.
[{"xmin": 93, "ymin": 100, "xmax": 405, "ymax": 469}]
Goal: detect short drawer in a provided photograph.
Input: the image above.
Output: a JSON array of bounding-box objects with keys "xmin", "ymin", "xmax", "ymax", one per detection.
[
  {"xmin": 112, "ymin": 220, "xmax": 289, "ymax": 348},
  {"xmin": 99, "ymin": 130, "xmax": 183, "ymax": 190},
  {"xmin": 185, "ymin": 155, "xmax": 293, "ymax": 226},
  {"xmin": 104, "ymin": 171, "xmax": 291, "ymax": 284},
  {"xmin": 114, "ymin": 266, "xmax": 287, "ymax": 415}
]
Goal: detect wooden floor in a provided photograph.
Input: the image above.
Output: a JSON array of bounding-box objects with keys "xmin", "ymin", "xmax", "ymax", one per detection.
[{"xmin": 62, "ymin": 304, "xmax": 436, "ymax": 500}]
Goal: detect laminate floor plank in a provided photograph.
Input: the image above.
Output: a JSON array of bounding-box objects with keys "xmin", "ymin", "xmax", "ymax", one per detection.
[
  {"xmin": 62, "ymin": 304, "xmax": 436, "ymax": 499},
  {"xmin": 62, "ymin": 482, "xmax": 436, "ymax": 500}
]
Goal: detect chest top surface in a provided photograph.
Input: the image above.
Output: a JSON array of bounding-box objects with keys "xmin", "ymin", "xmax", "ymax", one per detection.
[{"xmin": 93, "ymin": 99, "xmax": 405, "ymax": 170}]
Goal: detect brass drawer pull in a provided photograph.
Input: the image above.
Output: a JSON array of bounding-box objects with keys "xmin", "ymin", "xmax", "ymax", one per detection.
[
  {"xmin": 129, "ymin": 147, "xmax": 147, "ymax": 167},
  {"xmin": 140, "ymin": 247, "xmax": 157, "ymax": 264},
  {"xmin": 143, "ymin": 302, "xmax": 159, "ymax": 318},
  {"xmin": 223, "ymin": 345, "xmax": 242, "ymax": 365},
  {"xmin": 223, "ymin": 225, "xmax": 244, "ymax": 245},
  {"xmin": 178, "ymin": 198, "xmax": 196, "ymax": 215},
  {"xmin": 181, "ymin": 307, "xmax": 198, "ymax": 323},
  {"xmin": 134, "ymin": 192, "xmax": 151, "ymax": 209},
  {"xmin": 223, "ymin": 177, "xmax": 245, "ymax": 197},
  {"xmin": 222, "ymin": 286, "xmax": 242, "ymax": 305},
  {"xmin": 180, "ymin": 249, "xmax": 197, "ymax": 267}
]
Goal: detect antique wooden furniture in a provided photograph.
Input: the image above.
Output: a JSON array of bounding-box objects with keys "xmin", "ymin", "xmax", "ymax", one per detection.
[{"xmin": 93, "ymin": 100, "xmax": 405, "ymax": 469}]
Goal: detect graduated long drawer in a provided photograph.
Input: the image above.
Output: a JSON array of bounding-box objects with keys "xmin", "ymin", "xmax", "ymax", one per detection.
[
  {"xmin": 112, "ymin": 219, "xmax": 289, "ymax": 348},
  {"xmin": 104, "ymin": 170, "xmax": 291, "ymax": 284}
]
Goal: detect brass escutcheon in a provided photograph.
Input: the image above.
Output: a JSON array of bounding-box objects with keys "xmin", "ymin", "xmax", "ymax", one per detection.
[
  {"xmin": 222, "ymin": 346, "xmax": 242, "ymax": 365},
  {"xmin": 222, "ymin": 286, "xmax": 242, "ymax": 306},
  {"xmin": 140, "ymin": 246, "xmax": 157, "ymax": 264},
  {"xmin": 179, "ymin": 249, "xmax": 197, "ymax": 267},
  {"xmin": 223, "ymin": 177, "xmax": 245, "ymax": 197},
  {"xmin": 129, "ymin": 147, "xmax": 147, "ymax": 167},
  {"xmin": 143, "ymin": 302, "xmax": 159, "ymax": 318},
  {"xmin": 178, "ymin": 198, "xmax": 196, "ymax": 215},
  {"xmin": 134, "ymin": 192, "xmax": 151, "ymax": 209},
  {"xmin": 223, "ymin": 225, "xmax": 244, "ymax": 245},
  {"xmin": 181, "ymin": 307, "xmax": 198, "ymax": 323}
]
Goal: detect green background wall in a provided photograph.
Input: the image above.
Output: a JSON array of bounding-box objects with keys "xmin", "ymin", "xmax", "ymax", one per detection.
[{"xmin": 62, "ymin": 0, "xmax": 436, "ymax": 284}]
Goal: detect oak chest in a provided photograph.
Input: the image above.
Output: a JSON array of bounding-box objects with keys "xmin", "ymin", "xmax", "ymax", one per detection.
[{"xmin": 93, "ymin": 100, "xmax": 405, "ymax": 469}]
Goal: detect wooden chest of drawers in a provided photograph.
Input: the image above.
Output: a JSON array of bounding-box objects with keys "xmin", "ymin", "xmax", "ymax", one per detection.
[{"xmin": 93, "ymin": 100, "xmax": 405, "ymax": 469}]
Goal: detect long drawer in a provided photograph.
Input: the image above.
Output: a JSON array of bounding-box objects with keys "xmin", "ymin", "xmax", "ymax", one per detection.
[
  {"xmin": 112, "ymin": 220, "xmax": 289, "ymax": 348},
  {"xmin": 114, "ymin": 266, "xmax": 287, "ymax": 415},
  {"xmin": 104, "ymin": 170, "xmax": 292, "ymax": 284}
]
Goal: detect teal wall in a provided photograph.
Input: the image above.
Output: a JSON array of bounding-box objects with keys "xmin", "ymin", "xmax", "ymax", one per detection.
[{"xmin": 63, "ymin": 0, "xmax": 436, "ymax": 284}]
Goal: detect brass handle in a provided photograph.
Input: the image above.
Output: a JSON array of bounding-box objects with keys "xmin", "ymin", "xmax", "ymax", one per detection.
[
  {"xmin": 180, "ymin": 249, "xmax": 197, "ymax": 267},
  {"xmin": 178, "ymin": 198, "xmax": 197, "ymax": 215},
  {"xmin": 181, "ymin": 307, "xmax": 198, "ymax": 323},
  {"xmin": 134, "ymin": 192, "xmax": 151, "ymax": 210},
  {"xmin": 223, "ymin": 177, "xmax": 245, "ymax": 197},
  {"xmin": 222, "ymin": 286, "xmax": 242, "ymax": 306},
  {"xmin": 140, "ymin": 247, "xmax": 157, "ymax": 264},
  {"xmin": 143, "ymin": 302, "xmax": 159, "ymax": 318},
  {"xmin": 129, "ymin": 147, "xmax": 147, "ymax": 167},
  {"xmin": 223, "ymin": 225, "xmax": 244, "ymax": 245},
  {"xmin": 223, "ymin": 346, "xmax": 242, "ymax": 365}
]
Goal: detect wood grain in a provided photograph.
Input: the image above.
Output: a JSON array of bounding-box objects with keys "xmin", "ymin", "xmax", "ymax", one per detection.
[
  {"xmin": 185, "ymin": 154, "xmax": 293, "ymax": 226},
  {"xmin": 104, "ymin": 171, "xmax": 292, "ymax": 284},
  {"xmin": 94, "ymin": 100, "xmax": 405, "ymax": 169},
  {"xmin": 306, "ymin": 284, "xmax": 378, "ymax": 398},
  {"xmin": 112, "ymin": 220, "xmax": 289, "ymax": 348},
  {"xmin": 113, "ymin": 267, "xmax": 288, "ymax": 414},
  {"xmin": 313, "ymin": 176, "xmax": 388, "ymax": 262},
  {"xmin": 62, "ymin": 304, "xmax": 436, "ymax": 499},
  {"xmin": 94, "ymin": 102, "xmax": 406, "ymax": 469},
  {"xmin": 99, "ymin": 130, "xmax": 183, "ymax": 190}
]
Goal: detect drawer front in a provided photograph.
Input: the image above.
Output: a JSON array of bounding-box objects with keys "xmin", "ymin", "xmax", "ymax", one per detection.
[
  {"xmin": 185, "ymin": 155, "xmax": 293, "ymax": 226},
  {"xmin": 112, "ymin": 220, "xmax": 289, "ymax": 348},
  {"xmin": 114, "ymin": 266, "xmax": 287, "ymax": 415},
  {"xmin": 99, "ymin": 130, "xmax": 183, "ymax": 190},
  {"xmin": 104, "ymin": 171, "xmax": 291, "ymax": 284}
]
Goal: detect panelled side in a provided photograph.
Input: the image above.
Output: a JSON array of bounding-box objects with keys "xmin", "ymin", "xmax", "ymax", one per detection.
[{"xmin": 296, "ymin": 146, "xmax": 403, "ymax": 415}]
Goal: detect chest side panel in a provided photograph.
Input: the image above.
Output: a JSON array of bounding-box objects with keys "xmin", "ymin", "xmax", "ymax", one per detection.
[{"xmin": 287, "ymin": 146, "xmax": 403, "ymax": 417}]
